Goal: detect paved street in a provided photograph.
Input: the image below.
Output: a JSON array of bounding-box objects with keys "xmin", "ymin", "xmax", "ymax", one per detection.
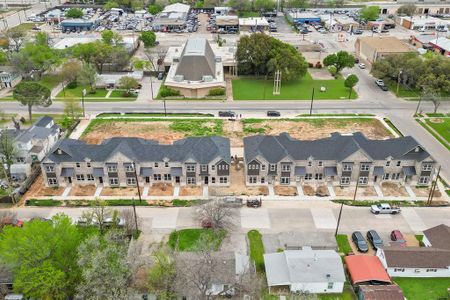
[{"xmin": 4, "ymin": 201, "xmax": 450, "ymax": 237}]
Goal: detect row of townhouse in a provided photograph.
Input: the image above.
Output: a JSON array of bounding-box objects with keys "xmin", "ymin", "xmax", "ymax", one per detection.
[
  {"xmin": 42, "ymin": 136, "xmax": 231, "ymax": 188},
  {"xmin": 243, "ymin": 132, "xmax": 436, "ymax": 187},
  {"xmin": 41, "ymin": 132, "xmax": 436, "ymax": 188}
]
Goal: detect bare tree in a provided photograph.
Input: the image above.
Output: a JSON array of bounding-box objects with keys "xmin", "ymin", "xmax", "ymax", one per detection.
[
  {"xmin": 0, "ymin": 211, "xmax": 17, "ymax": 228},
  {"xmin": 147, "ymin": 244, "xmax": 178, "ymax": 299},
  {"xmin": 0, "ymin": 130, "xmax": 17, "ymax": 182},
  {"xmin": 120, "ymin": 208, "xmax": 141, "ymax": 237},
  {"xmin": 234, "ymin": 267, "xmax": 266, "ymax": 299},
  {"xmin": 79, "ymin": 200, "xmax": 112, "ymax": 233},
  {"xmin": 197, "ymin": 199, "xmax": 237, "ymax": 230}
]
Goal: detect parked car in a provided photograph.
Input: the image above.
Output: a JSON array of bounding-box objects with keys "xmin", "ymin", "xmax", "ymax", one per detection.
[
  {"xmin": 358, "ymin": 63, "xmax": 366, "ymax": 69},
  {"xmin": 353, "ymin": 29, "xmax": 363, "ymax": 35},
  {"xmin": 157, "ymin": 72, "xmax": 164, "ymax": 80},
  {"xmin": 218, "ymin": 111, "xmax": 236, "ymax": 117},
  {"xmin": 371, "ymin": 203, "xmax": 401, "ymax": 214},
  {"xmin": 246, "ymin": 199, "xmax": 262, "ymax": 208},
  {"xmin": 367, "ymin": 230, "xmax": 384, "ymax": 249},
  {"xmin": 375, "ymin": 79, "xmax": 385, "ymax": 87},
  {"xmin": 104, "ymin": 217, "xmax": 125, "ymax": 227},
  {"xmin": 390, "ymin": 230, "xmax": 407, "ymax": 247},
  {"xmin": 267, "ymin": 110, "xmax": 280, "ymax": 117},
  {"xmin": 352, "ymin": 231, "xmax": 369, "ymax": 253},
  {"xmin": 380, "ymin": 85, "xmax": 389, "ymax": 91}
]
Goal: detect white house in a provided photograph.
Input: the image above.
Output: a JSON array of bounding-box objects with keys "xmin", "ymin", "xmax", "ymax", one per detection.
[{"xmin": 264, "ymin": 247, "xmax": 345, "ymax": 294}]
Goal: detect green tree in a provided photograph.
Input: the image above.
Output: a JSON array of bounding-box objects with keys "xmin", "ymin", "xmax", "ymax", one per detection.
[
  {"xmin": 228, "ymin": 0, "xmax": 251, "ymax": 12},
  {"xmin": 76, "ymin": 230, "xmax": 131, "ymax": 299},
  {"xmin": 0, "ymin": 51, "xmax": 7, "ymax": 65},
  {"xmin": 103, "ymin": 0, "xmax": 119, "ymax": 10},
  {"xmin": 6, "ymin": 26, "xmax": 26, "ymax": 52},
  {"xmin": 0, "ymin": 130, "xmax": 17, "ymax": 181},
  {"xmin": 254, "ymin": 0, "xmax": 276, "ymax": 11},
  {"xmin": 35, "ymin": 32, "xmax": 49, "ymax": 46},
  {"xmin": 397, "ymin": 4, "xmax": 416, "ymax": 16},
  {"xmin": 60, "ymin": 60, "xmax": 82, "ymax": 95},
  {"xmin": 148, "ymin": 3, "xmax": 163, "ymax": 14},
  {"xmin": 78, "ymin": 63, "xmax": 98, "ymax": 93},
  {"xmin": 236, "ymin": 33, "xmax": 308, "ymax": 81},
  {"xmin": 147, "ymin": 245, "xmax": 177, "ymax": 299},
  {"xmin": 62, "ymin": 98, "xmax": 82, "ymax": 129},
  {"xmin": 118, "ymin": 76, "xmax": 139, "ymax": 96},
  {"xmin": 132, "ymin": 58, "xmax": 151, "ymax": 71},
  {"xmin": 13, "ymin": 82, "xmax": 51, "ymax": 121},
  {"xmin": 360, "ymin": 6, "xmax": 380, "ymax": 21},
  {"xmin": 101, "ymin": 29, "xmax": 123, "ymax": 46},
  {"xmin": 328, "ymin": 65, "xmax": 337, "ymax": 77},
  {"xmin": 323, "ymin": 51, "xmax": 355, "ymax": 73},
  {"xmin": 0, "ymin": 214, "xmax": 85, "ymax": 298},
  {"xmin": 10, "ymin": 43, "xmax": 60, "ymax": 78},
  {"xmin": 140, "ymin": 31, "xmax": 156, "ymax": 48},
  {"xmin": 344, "ymin": 74, "xmax": 359, "ymax": 99},
  {"xmin": 66, "ymin": 8, "xmax": 84, "ymax": 18},
  {"xmin": 285, "ymin": 0, "xmax": 308, "ymax": 8}
]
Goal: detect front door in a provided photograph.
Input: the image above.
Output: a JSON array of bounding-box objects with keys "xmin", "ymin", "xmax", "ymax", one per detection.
[
  {"xmin": 145, "ymin": 177, "xmax": 150, "ymax": 183},
  {"xmin": 175, "ymin": 176, "xmax": 180, "ymax": 183},
  {"xmin": 204, "ymin": 176, "xmax": 209, "ymax": 185},
  {"xmin": 99, "ymin": 177, "xmax": 103, "ymax": 184},
  {"xmin": 374, "ymin": 176, "xmax": 378, "ymax": 183},
  {"xmin": 67, "ymin": 177, "xmax": 72, "ymax": 184}
]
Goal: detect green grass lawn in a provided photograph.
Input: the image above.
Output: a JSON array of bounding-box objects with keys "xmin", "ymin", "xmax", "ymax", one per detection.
[
  {"xmin": 336, "ymin": 234, "xmax": 352, "ymax": 255},
  {"xmin": 232, "ymin": 73, "xmax": 357, "ymax": 100},
  {"xmin": 318, "ymin": 285, "xmax": 356, "ymax": 300},
  {"xmin": 247, "ymin": 230, "xmax": 265, "ymax": 273},
  {"xmin": 96, "ymin": 113, "xmax": 214, "ymax": 118},
  {"xmin": 109, "ymin": 90, "xmax": 138, "ymax": 98},
  {"xmin": 238, "ymin": 11, "xmax": 260, "ymax": 17},
  {"xmin": 385, "ymin": 80, "xmax": 420, "ymax": 98},
  {"xmin": 168, "ymin": 228, "xmax": 226, "ymax": 251},
  {"xmin": 57, "ymin": 86, "xmax": 109, "ymax": 99},
  {"xmin": 394, "ymin": 277, "xmax": 450, "ymax": 300},
  {"xmin": 425, "ymin": 118, "xmax": 450, "ymax": 144},
  {"xmin": 38, "ymin": 75, "xmax": 62, "ymax": 90},
  {"xmin": 11, "ymin": 22, "xmax": 44, "ymax": 31}
]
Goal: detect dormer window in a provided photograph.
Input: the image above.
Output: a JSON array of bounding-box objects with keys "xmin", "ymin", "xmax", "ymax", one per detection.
[
  {"xmin": 76, "ymin": 163, "xmax": 81, "ymax": 168},
  {"xmin": 57, "ymin": 149, "xmax": 63, "ymax": 155},
  {"xmin": 45, "ymin": 165, "xmax": 54, "ymax": 172}
]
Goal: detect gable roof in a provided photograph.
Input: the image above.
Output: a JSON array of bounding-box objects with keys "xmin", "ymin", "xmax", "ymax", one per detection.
[
  {"xmin": 175, "ymin": 38, "xmax": 216, "ymax": 81},
  {"xmin": 423, "ymin": 224, "xmax": 450, "ymax": 250},
  {"xmin": 45, "ymin": 136, "xmax": 230, "ymax": 164},
  {"xmin": 358, "ymin": 285, "xmax": 405, "ymax": 300},
  {"xmin": 0, "ymin": 116, "xmax": 59, "ymax": 145},
  {"xmin": 264, "ymin": 248, "xmax": 345, "ymax": 287},
  {"xmin": 382, "ymin": 247, "xmax": 450, "ymax": 269},
  {"xmin": 244, "ymin": 132, "xmax": 431, "ymax": 163},
  {"xmin": 345, "ymin": 255, "xmax": 391, "ymax": 285}
]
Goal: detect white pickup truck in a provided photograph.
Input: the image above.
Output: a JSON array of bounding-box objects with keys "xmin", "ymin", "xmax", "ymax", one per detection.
[{"xmin": 370, "ymin": 203, "xmax": 401, "ymax": 215}]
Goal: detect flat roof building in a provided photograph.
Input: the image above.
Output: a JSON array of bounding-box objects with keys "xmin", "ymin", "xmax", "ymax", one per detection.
[
  {"xmin": 398, "ymin": 15, "xmax": 450, "ymax": 30},
  {"xmin": 429, "ymin": 37, "xmax": 450, "ymax": 57},
  {"xmin": 286, "ymin": 11, "xmax": 321, "ymax": 24},
  {"xmin": 239, "ymin": 17, "xmax": 269, "ymax": 31},
  {"xmin": 355, "ymin": 36, "xmax": 414, "ymax": 64},
  {"xmin": 153, "ymin": 3, "xmax": 190, "ymax": 30}
]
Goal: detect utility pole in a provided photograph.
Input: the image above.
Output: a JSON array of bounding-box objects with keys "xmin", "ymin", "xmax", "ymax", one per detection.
[
  {"xmin": 81, "ymin": 88, "xmax": 86, "ymax": 118},
  {"xmin": 427, "ymin": 165, "xmax": 441, "ymax": 206},
  {"xmin": 414, "ymin": 95, "xmax": 423, "ymax": 116},
  {"xmin": 334, "ymin": 202, "xmax": 343, "ymax": 237},
  {"xmin": 352, "ymin": 176, "xmax": 360, "ymax": 202},
  {"xmin": 163, "ymin": 99, "xmax": 167, "ymax": 116},
  {"xmin": 396, "ymin": 70, "xmax": 402, "ymax": 96},
  {"xmin": 132, "ymin": 161, "xmax": 143, "ymax": 204},
  {"xmin": 309, "ymin": 88, "xmax": 315, "ymax": 115},
  {"xmin": 131, "ymin": 162, "xmax": 140, "ymax": 234}
]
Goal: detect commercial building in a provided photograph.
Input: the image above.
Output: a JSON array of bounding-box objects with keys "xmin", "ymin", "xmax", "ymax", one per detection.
[
  {"xmin": 355, "ymin": 36, "xmax": 414, "ymax": 64},
  {"xmin": 41, "ymin": 136, "xmax": 231, "ymax": 188},
  {"xmin": 355, "ymin": 1, "xmax": 450, "ymax": 15},
  {"xmin": 286, "ymin": 11, "xmax": 321, "ymax": 24},
  {"xmin": 243, "ymin": 132, "xmax": 436, "ymax": 187},
  {"xmin": 152, "ymin": 3, "xmax": 190, "ymax": 30},
  {"xmin": 53, "ymin": 36, "xmax": 139, "ymax": 53},
  {"xmin": 60, "ymin": 18, "xmax": 99, "ymax": 32},
  {"xmin": 429, "ymin": 37, "xmax": 450, "ymax": 56},
  {"xmin": 164, "ymin": 37, "xmax": 227, "ymax": 98},
  {"xmin": 264, "ymin": 248, "xmax": 346, "ymax": 294},
  {"xmin": 238, "ymin": 17, "xmax": 269, "ymax": 32},
  {"xmin": 398, "ymin": 15, "xmax": 450, "ymax": 30},
  {"xmin": 215, "ymin": 15, "xmax": 239, "ymax": 31}
]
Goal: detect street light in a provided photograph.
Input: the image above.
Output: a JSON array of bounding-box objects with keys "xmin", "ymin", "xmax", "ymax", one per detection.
[
  {"xmin": 309, "ymin": 88, "xmax": 315, "ymax": 116},
  {"xmin": 396, "ymin": 70, "xmax": 402, "ymax": 96},
  {"xmin": 163, "ymin": 99, "xmax": 167, "ymax": 117},
  {"xmin": 81, "ymin": 88, "xmax": 86, "ymax": 118}
]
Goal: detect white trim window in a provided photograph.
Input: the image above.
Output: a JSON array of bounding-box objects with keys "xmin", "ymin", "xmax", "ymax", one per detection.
[
  {"xmin": 164, "ymin": 174, "xmax": 172, "ymax": 181},
  {"xmin": 341, "ymin": 177, "xmax": 350, "ymax": 185},
  {"xmin": 211, "ymin": 165, "xmax": 215, "ymax": 171},
  {"xmin": 308, "ymin": 161, "xmax": 312, "ymax": 167},
  {"xmin": 125, "ymin": 164, "xmax": 134, "ymax": 172},
  {"xmin": 87, "ymin": 162, "xmax": 91, "ymax": 168},
  {"xmin": 386, "ymin": 161, "xmax": 391, "ymax": 167},
  {"xmin": 219, "ymin": 177, "xmax": 228, "ymax": 184},
  {"xmin": 186, "ymin": 164, "xmax": 196, "ymax": 172},
  {"xmin": 76, "ymin": 162, "xmax": 81, "ymax": 168},
  {"xmin": 261, "ymin": 177, "xmax": 265, "ymax": 184},
  {"xmin": 343, "ymin": 164, "xmax": 352, "ymax": 171},
  {"xmin": 396, "ymin": 161, "xmax": 401, "ymax": 167},
  {"xmin": 422, "ymin": 163, "xmax": 432, "ymax": 171},
  {"xmin": 419, "ymin": 176, "xmax": 429, "ymax": 185},
  {"xmin": 305, "ymin": 173, "xmax": 313, "ymax": 180},
  {"xmin": 318, "ymin": 161, "xmax": 323, "ymax": 167},
  {"xmin": 358, "ymin": 177, "xmax": 368, "ymax": 185},
  {"xmin": 201, "ymin": 165, "xmax": 207, "ymax": 172},
  {"xmin": 392, "ymin": 173, "xmax": 400, "ymax": 180},
  {"xmin": 281, "ymin": 164, "xmax": 291, "ymax": 172},
  {"xmin": 126, "ymin": 177, "xmax": 136, "ymax": 185},
  {"xmin": 76, "ymin": 174, "xmax": 85, "ymax": 181},
  {"xmin": 87, "ymin": 174, "xmax": 94, "ymax": 181},
  {"xmin": 107, "ymin": 164, "xmax": 117, "ymax": 172},
  {"xmin": 48, "ymin": 178, "xmax": 58, "ymax": 185},
  {"xmin": 45, "ymin": 165, "xmax": 54, "ymax": 172},
  {"xmin": 153, "ymin": 174, "xmax": 162, "ymax": 181},
  {"xmin": 154, "ymin": 162, "xmax": 159, "ymax": 167},
  {"xmin": 187, "ymin": 177, "xmax": 196, "ymax": 185},
  {"xmin": 315, "ymin": 173, "xmax": 323, "ymax": 180},
  {"xmin": 109, "ymin": 178, "xmax": 119, "ymax": 186},
  {"xmin": 261, "ymin": 165, "xmax": 266, "ymax": 171},
  {"xmin": 165, "ymin": 162, "xmax": 169, "ymax": 167},
  {"xmin": 360, "ymin": 164, "xmax": 370, "ymax": 171},
  {"xmin": 249, "ymin": 176, "xmax": 257, "ymax": 184},
  {"xmin": 383, "ymin": 173, "xmax": 390, "ymax": 180},
  {"xmin": 270, "ymin": 164, "xmax": 276, "ymax": 171},
  {"xmin": 280, "ymin": 177, "xmax": 290, "ymax": 185}
]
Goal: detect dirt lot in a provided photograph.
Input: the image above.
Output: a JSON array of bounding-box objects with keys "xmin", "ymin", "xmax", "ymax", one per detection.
[
  {"xmin": 209, "ymin": 162, "xmax": 269, "ymax": 196},
  {"xmin": 69, "ymin": 185, "xmax": 96, "ymax": 196},
  {"xmin": 274, "ymin": 186, "xmax": 298, "ymax": 196},
  {"xmin": 149, "ymin": 183, "xmax": 174, "ymax": 196},
  {"xmin": 334, "ymin": 186, "xmax": 378, "ymax": 198},
  {"xmin": 179, "ymin": 186, "xmax": 202, "ymax": 196},
  {"xmin": 381, "ymin": 182, "xmax": 408, "ymax": 197},
  {"xmin": 23, "ymin": 175, "xmax": 64, "ymax": 199},
  {"xmin": 83, "ymin": 118, "xmax": 391, "ymax": 147},
  {"xmin": 303, "ymin": 185, "xmax": 315, "ymax": 196},
  {"xmin": 346, "ymin": 234, "xmax": 376, "ymax": 256},
  {"xmin": 101, "ymin": 187, "xmax": 138, "ymax": 196},
  {"xmin": 411, "ymin": 187, "xmax": 441, "ymax": 198}
]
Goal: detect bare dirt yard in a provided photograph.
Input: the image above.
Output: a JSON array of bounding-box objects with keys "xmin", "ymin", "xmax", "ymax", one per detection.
[
  {"xmin": 149, "ymin": 183, "xmax": 174, "ymax": 196},
  {"xmin": 69, "ymin": 185, "xmax": 96, "ymax": 197},
  {"xmin": 334, "ymin": 186, "xmax": 377, "ymax": 198},
  {"xmin": 179, "ymin": 186, "xmax": 202, "ymax": 196},
  {"xmin": 316, "ymin": 185, "xmax": 329, "ymax": 196},
  {"xmin": 274, "ymin": 186, "xmax": 298, "ymax": 196},
  {"xmin": 101, "ymin": 187, "xmax": 139, "ymax": 196},
  {"xmin": 303, "ymin": 185, "xmax": 315, "ymax": 196},
  {"xmin": 381, "ymin": 183, "xmax": 408, "ymax": 197},
  {"xmin": 23, "ymin": 175, "xmax": 64, "ymax": 199},
  {"xmin": 411, "ymin": 187, "xmax": 442, "ymax": 198},
  {"xmin": 208, "ymin": 162, "xmax": 269, "ymax": 196}
]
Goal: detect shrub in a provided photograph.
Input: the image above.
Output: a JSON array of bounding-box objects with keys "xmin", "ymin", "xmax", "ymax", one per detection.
[
  {"xmin": 315, "ymin": 62, "xmax": 323, "ymax": 68},
  {"xmin": 248, "ymin": 230, "xmax": 265, "ymax": 273},
  {"xmin": 207, "ymin": 87, "xmax": 225, "ymax": 96},
  {"xmin": 66, "ymin": 81, "xmax": 78, "ymax": 89},
  {"xmin": 308, "ymin": 62, "xmax": 314, "ymax": 68},
  {"xmin": 159, "ymin": 85, "xmax": 181, "ymax": 98}
]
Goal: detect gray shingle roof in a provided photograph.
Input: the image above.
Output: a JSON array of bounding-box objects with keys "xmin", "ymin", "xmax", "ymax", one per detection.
[
  {"xmin": 423, "ymin": 224, "xmax": 450, "ymax": 251},
  {"xmin": 382, "ymin": 247, "xmax": 450, "ymax": 268},
  {"xmin": 175, "ymin": 38, "xmax": 216, "ymax": 81},
  {"xmin": 244, "ymin": 132, "xmax": 432, "ymax": 163},
  {"xmin": 45, "ymin": 136, "xmax": 230, "ymax": 164}
]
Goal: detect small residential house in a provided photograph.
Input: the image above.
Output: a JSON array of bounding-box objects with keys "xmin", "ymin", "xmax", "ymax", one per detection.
[
  {"xmin": 41, "ymin": 136, "xmax": 231, "ymax": 188},
  {"xmin": 356, "ymin": 285, "xmax": 405, "ymax": 300},
  {"xmin": 0, "ymin": 116, "xmax": 60, "ymax": 180},
  {"xmin": 243, "ymin": 132, "xmax": 436, "ymax": 187},
  {"xmin": 0, "ymin": 66, "xmax": 21, "ymax": 89},
  {"xmin": 422, "ymin": 224, "xmax": 450, "ymax": 250},
  {"xmin": 175, "ymin": 252, "xmax": 251, "ymax": 299},
  {"xmin": 264, "ymin": 247, "xmax": 346, "ymax": 294}
]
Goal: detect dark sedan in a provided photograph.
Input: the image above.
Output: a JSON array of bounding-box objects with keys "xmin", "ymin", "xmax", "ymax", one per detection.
[
  {"xmin": 367, "ymin": 230, "xmax": 384, "ymax": 250},
  {"xmin": 352, "ymin": 231, "xmax": 369, "ymax": 253}
]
